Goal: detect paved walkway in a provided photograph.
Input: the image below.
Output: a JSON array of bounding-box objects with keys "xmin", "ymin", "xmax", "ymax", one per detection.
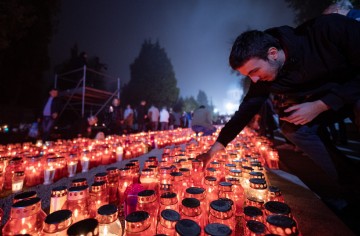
[{"xmin": 272, "ymin": 125, "xmax": 360, "ymax": 235}]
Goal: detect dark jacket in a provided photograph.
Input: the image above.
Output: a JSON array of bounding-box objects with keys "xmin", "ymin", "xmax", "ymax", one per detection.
[{"xmin": 217, "ymin": 14, "xmax": 360, "ymax": 147}]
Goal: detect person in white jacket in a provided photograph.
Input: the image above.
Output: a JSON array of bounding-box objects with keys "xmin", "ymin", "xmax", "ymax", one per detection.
[{"xmin": 159, "ymin": 106, "xmax": 170, "ymax": 130}]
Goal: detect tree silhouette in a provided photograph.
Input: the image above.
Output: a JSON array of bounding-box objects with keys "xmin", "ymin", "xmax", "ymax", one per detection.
[
  {"xmin": 183, "ymin": 96, "xmax": 198, "ymax": 113},
  {"xmin": 55, "ymin": 44, "xmax": 108, "ymax": 90},
  {"xmin": 196, "ymin": 90, "xmax": 209, "ymax": 107},
  {"xmin": 122, "ymin": 40, "xmax": 179, "ymax": 108},
  {"xmin": 0, "ymin": 0, "xmax": 60, "ymax": 111}
]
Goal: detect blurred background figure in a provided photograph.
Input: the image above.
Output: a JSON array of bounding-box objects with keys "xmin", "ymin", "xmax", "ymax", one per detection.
[
  {"xmin": 160, "ymin": 106, "xmax": 170, "ymax": 130},
  {"xmin": 323, "ymin": 0, "xmax": 360, "ymax": 20},
  {"xmin": 136, "ymin": 100, "xmax": 148, "ymax": 132},
  {"xmin": 41, "ymin": 88, "xmax": 62, "ymax": 141},
  {"xmin": 148, "ymin": 105, "xmax": 160, "ymax": 131},
  {"xmin": 123, "ymin": 104, "xmax": 134, "ymax": 134},
  {"xmin": 191, "ymin": 105, "xmax": 216, "ymax": 136},
  {"xmin": 106, "ymin": 97, "xmax": 123, "ymax": 135}
]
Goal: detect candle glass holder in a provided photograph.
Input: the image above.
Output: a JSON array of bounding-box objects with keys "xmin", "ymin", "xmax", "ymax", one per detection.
[
  {"xmin": 12, "ymin": 171, "xmax": 25, "ymax": 193},
  {"xmin": 2, "ymin": 197, "xmax": 46, "ymax": 235},
  {"xmin": 156, "ymin": 209, "xmax": 180, "ymax": 236},
  {"xmin": 175, "ymin": 219, "xmax": 201, "ymax": 236},
  {"xmin": 124, "ymin": 211, "xmax": 154, "ymax": 236},
  {"xmin": 97, "ymin": 204, "xmax": 123, "ymax": 236},
  {"xmin": 42, "ymin": 209, "xmax": 73, "ymax": 236}
]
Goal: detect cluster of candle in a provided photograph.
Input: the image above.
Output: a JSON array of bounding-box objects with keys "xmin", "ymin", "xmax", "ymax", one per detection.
[
  {"xmin": 0, "ymin": 127, "xmax": 295, "ymax": 235},
  {"xmin": 0, "ymin": 129, "xmax": 193, "ymax": 196}
]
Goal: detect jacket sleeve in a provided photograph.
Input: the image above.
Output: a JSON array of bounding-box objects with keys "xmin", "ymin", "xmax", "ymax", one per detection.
[
  {"xmin": 316, "ymin": 15, "xmax": 360, "ymax": 110},
  {"xmin": 216, "ymin": 82, "xmax": 270, "ymax": 147}
]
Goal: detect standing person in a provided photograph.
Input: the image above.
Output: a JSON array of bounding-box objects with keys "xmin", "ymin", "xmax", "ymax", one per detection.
[
  {"xmin": 148, "ymin": 105, "xmax": 160, "ymax": 131},
  {"xmin": 41, "ymin": 88, "xmax": 62, "ymax": 141},
  {"xmin": 107, "ymin": 97, "xmax": 124, "ymax": 135},
  {"xmin": 191, "ymin": 105, "xmax": 216, "ymax": 136},
  {"xmin": 323, "ymin": 0, "xmax": 360, "ymax": 20},
  {"xmin": 159, "ymin": 106, "xmax": 170, "ymax": 130},
  {"xmin": 322, "ymin": 0, "xmax": 360, "ymax": 145},
  {"xmin": 196, "ymin": 14, "xmax": 360, "ymax": 184},
  {"xmin": 123, "ymin": 104, "xmax": 134, "ymax": 134},
  {"xmin": 136, "ymin": 100, "xmax": 148, "ymax": 132},
  {"xmin": 171, "ymin": 109, "xmax": 182, "ymax": 129}
]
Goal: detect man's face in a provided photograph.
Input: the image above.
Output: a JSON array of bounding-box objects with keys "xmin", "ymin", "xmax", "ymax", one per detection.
[{"xmin": 238, "ymin": 57, "xmax": 281, "ymax": 83}]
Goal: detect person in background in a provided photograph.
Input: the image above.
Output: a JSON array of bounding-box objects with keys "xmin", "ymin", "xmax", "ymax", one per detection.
[
  {"xmin": 41, "ymin": 88, "xmax": 62, "ymax": 141},
  {"xmin": 74, "ymin": 115, "xmax": 98, "ymax": 139},
  {"xmin": 136, "ymin": 100, "xmax": 148, "ymax": 132},
  {"xmin": 123, "ymin": 104, "xmax": 134, "ymax": 134},
  {"xmin": 107, "ymin": 97, "xmax": 123, "ymax": 135},
  {"xmin": 191, "ymin": 105, "xmax": 216, "ymax": 136},
  {"xmin": 323, "ymin": 0, "xmax": 360, "ymax": 20},
  {"xmin": 159, "ymin": 106, "xmax": 170, "ymax": 130},
  {"xmin": 148, "ymin": 105, "xmax": 160, "ymax": 131},
  {"xmin": 323, "ymin": 0, "xmax": 360, "ymax": 145},
  {"xmin": 171, "ymin": 108, "xmax": 182, "ymax": 129}
]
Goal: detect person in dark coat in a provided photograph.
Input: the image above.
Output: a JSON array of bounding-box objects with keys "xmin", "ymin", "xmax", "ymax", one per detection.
[
  {"xmin": 41, "ymin": 88, "xmax": 62, "ymax": 141},
  {"xmin": 136, "ymin": 100, "xmax": 148, "ymax": 132}
]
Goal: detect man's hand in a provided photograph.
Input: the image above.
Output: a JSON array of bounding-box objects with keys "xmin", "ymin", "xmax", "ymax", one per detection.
[
  {"xmin": 280, "ymin": 100, "xmax": 330, "ymax": 125},
  {"xmin": 195, "ymin": 152, "xmax": 213, "ymax": 171}
]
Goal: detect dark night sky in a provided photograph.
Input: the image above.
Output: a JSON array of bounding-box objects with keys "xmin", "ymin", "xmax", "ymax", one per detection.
[{"xmin": 49, "ymin": 0, "xmax": 295, "ymax": 114}]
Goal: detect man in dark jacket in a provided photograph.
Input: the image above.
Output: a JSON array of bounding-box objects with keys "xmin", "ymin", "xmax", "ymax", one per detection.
[
  {"xmin": 197, "ymin": 14, "xmax": 360, "ymax": 183},
  {"xmin": 41, "ymin": 88, "xmax": 62, "ymax": 141}
]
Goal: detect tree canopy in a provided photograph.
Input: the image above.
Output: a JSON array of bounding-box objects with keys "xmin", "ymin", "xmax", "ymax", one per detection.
[
  {"xmin": 122, "ymin": 40, "xmax": 179, "ymax": 108},
  {"xmin": 0, "ymin": 0, "xmax": 60, "ymax": 110},
  {"xmin": 55, "ymin": 44, "xmax": 108, "ymax": 90}
]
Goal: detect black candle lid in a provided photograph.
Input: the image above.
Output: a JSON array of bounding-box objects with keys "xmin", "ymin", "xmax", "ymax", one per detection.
[
  {"xmin": 13, "ymin": 191, "xmax": 37, "ymax": 201},
  {"xmin": 170, "ymin": 171, "xmax": 182, "ymax": 177},
  {"xmin": 210, "ymin": 199, "xmax": 232, "ymax": 212},
  {"xmin": 12, "ymin": 197, "xmax": 41, "ymax": 208},
  {"xmin": 67, "ymin": 218, "xmax": 99, "ymax": 236},
  {"xmin": 264, "ymin": 201, "xmax": 291, "ymax": 215},
  {"xmin": 266, "ymin": 215, "xmax": 296, "ymax": 228},
  {"xmin": 204, "ymin": 223, "xmax": 232, "ymax": 236},
  {"xmin": 175, "ymin": 219, "xmax": 201, "ymax": 236},
  {"xmin": 186, "ymin": 187, "xmax": 205, "ymax": 195},
  {"xmin": 246, "ymin": 220, "xmax": 266, "ymax": 234},
  {"xmin": 161, "ymin": 192, "xmax": 177, "ymax": 199},
  {"xmin": 45, "ymin": 209, "xmax": 72, "ymax": 224},
  {"xmin": 138, "ymin": 189, "xmax": 155, "ymax": 197},
  {"xmin": 95, "ymin": 172, "xmax": 108, "ymax": 177},
  {"xmin": 244, "ymin": 206, "xmax": 263, "ymax": 217},
  {"xmin": 161, "ymin": 209, "xmax": 181, "ymax": 221},
  {"xmin": 182, "ymin": 198, "xmax": 200, "ymax": 208},
  {"xmin": 205, "ymin": 176, "xmax": 217, "ymax": 182},
  {"xmin": 125, "ymin": 210, "xmax": 149, "ymax": 222},
  {"xmin": 98, "ymin": 204, "xmax": 117, "ymax": 216}
]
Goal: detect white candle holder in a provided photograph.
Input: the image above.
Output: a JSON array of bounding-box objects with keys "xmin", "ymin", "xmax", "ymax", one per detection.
[
  {"xmin": 68, "ymin": 162, "xmax": 78, "ymax": 177},
  {"xmin": 116, "ymin": 147, "xmax": 123, "ymax": 162},
  {"xmin": 81, "ymin": 158, "xmax": 90, "ymax": 172},
  {"xmin": 44, "ymin": 167, "xmax": 56, "ymax": 185},
  {"xmin": 12, "ymin": 171, "xmax": 25, "ymax": 193}
]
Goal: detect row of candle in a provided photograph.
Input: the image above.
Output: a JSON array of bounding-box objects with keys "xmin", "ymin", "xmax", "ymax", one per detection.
[
  {"xmin": 1, "ymin": 127, "xmax": 291, "ymax": 235},
  {"xmin": 0, "ymin": 129, "xmax": 195, "ymax": 196}
]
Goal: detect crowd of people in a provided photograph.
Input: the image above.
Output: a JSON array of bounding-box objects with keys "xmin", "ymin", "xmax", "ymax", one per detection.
[{"xmin": 37, "ymin": 93, "xmax": 196, "ymax": 141}]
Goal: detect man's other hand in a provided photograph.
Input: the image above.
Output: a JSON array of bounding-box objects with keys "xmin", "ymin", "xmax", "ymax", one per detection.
[{"xmin": 280, "ymin": 100, "xmax": 330, "ymax": 125}]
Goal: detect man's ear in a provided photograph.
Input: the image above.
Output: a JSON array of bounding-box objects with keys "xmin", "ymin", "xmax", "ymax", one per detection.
[{"xmin": 267, "ymin": 47, "xmax": 279, "ymax": 60}]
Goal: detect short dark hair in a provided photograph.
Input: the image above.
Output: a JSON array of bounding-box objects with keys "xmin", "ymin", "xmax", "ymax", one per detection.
[{"xmin": 229, "ymin": 30, "xmax": 281, "ymax": 70}]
